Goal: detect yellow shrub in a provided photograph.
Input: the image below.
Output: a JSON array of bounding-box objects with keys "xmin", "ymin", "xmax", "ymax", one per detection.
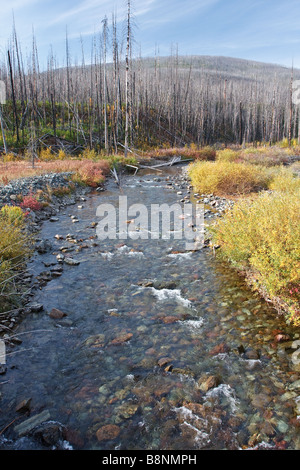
[
  {"xmin": 57, "ymin": 149, "xmax": 67, "ymax": 160},
  {"xmin": 0, "ymin": 218, "xmax": 31, "ymax": 260},
  {"xmin": 189, "ymin": 142, "xmax": 198, "ymax": 152},
  {"xmin": 39, "ymin": 147, "xmax": 55, "ymax": 161},
  {"xmin": 0, "ymin": 205, "xmax": 24, "ymax": 226},
  {"xmin": 0, "ymin": 212, "xmax": 32, "ymax": 301},
  {"xmin": 216, "ymin": 149, "xmax": 240, "ymax": 162},
  {"xmin": 79, "ymin": 148, "xmax": 99, "ymax": 160},
  {"xmin": 268, "ymin": 167, "xmax": 300, "ymax": 193},
  {"xmin": 188, "ymin": 160, "xmax": 271, "ymax": 195},
  {"xmin": 209, "ymin": 191, "xmax": 300, "ymax": 324},
  {"xmin": 279, "ymin": 138, "xmax": 298, "ymax": 148},
  {"xmin": 2, "ymin": 153, "xmax": 19, "ymax": 162}
]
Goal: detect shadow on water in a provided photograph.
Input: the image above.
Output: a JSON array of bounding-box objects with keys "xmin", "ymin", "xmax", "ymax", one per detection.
[{"xmin": 0, "ymin": 166, "xmax": 299, "ymax": 450}]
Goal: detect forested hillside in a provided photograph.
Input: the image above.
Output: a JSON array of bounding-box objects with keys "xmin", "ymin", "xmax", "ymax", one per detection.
[{"xmin": 1, "ymin": 18, "xmax": 300, "ymax": 155}]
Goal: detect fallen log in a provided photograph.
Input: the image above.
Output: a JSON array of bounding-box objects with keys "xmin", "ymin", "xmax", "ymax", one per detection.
[{"xmin": 110, "ymin": 167, "xmax": 120, "ymax": 185}]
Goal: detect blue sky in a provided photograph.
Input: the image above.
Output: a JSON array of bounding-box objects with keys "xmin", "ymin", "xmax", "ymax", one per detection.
[{"xmin": 1, "ymin": 0, "xmax": 300, "ymax": 69}]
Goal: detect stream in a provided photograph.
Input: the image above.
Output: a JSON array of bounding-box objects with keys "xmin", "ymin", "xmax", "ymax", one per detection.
[{"xmin": 0, "ymin": 166, "xmax": 300, "ymax": 450}]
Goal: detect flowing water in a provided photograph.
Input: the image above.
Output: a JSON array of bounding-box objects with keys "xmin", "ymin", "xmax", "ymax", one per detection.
[{"xmin": 0, "ymin": 167, "xmax": 300, "ymax": 450}]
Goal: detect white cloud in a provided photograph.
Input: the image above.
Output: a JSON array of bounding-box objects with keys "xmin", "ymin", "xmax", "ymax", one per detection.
[
  {"xmin": 49, "ymin": 0, "xmax": 124, "ymax": 26},
  {"xmin": 139, "ymin": 0, "xmax": 219, "ymax": 29},
  {"xmin": 0, "ymin": 0, "xmax": 299, "ymax": 70},
  {"xmin": 1, "ymin": 0, "xmax": 40, "ymax": 15}
]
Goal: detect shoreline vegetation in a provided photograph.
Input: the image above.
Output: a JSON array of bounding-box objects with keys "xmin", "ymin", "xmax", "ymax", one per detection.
[
  {"xmin": 187, "ymin": 144, "xmax": 300, "ymax": 326},
  {"xmin": 0, "ymin": 141, "xmax": 299, "ymax": 327}
]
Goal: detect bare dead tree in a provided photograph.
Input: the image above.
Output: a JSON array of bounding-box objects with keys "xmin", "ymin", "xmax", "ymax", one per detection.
[
  {"xmin": 1, "ymin": 14, "xmax": 300, "ymax": 154},
  {"xmin": 288, "ymin": 65, "xmax": 294, "ymax": 147},
  {"xmin": 7, "ymin": 50, "xmax": 19, "ymax": 143},
  {"xmin": 0, "ymin": 105, "xmax": 8, "ymax": 154},
  {"xmin": 124, "ymin": 0, "xmax": 132, "ymax": 157},
  {"xmin": 102, "ymin": 16, "xmax": 109, "ymax": 152}
]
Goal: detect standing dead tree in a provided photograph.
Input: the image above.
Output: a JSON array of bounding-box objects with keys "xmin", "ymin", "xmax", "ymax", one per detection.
[
  {"xmin": 124, "ymin": 0, "xmax": 132, "ymax": 157},
  {"xmin": 1, "ymin": 11, "xmax": 300, "ymax": 155},
  {"xmin": 102, "ymin": 16, "xmax": 109, "ymax": 153}
]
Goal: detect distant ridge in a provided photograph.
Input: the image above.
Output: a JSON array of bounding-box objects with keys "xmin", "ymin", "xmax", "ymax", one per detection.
[{"xmin": 132, "ymin": 54, "xmax": 300, "ymax": 82}]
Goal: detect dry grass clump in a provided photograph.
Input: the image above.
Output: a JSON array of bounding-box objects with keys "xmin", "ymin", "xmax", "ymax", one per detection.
[
  {"xmin": 289, "ymin": 161, "xmax": 300, "ymax": 175},
  {"xmin": 0, "ymin": 205, "xmax": 24, "ymax": 226},
  {"xmin": 146, "ymin": 145, "xmax": 216, "ymax": 161},
  {"xmin": 216, "ymin": 146, "xmax": 296, "ymax": 166},
  {"xmin": 238, "ymin": 146, "xmax": 292, "ymax": 166},
  {"xmin": 43, "ymin": 160, "xmax": 110, "ymax": 187},
  {"xmin": 188, "ymin": 160, "xmax": 271, "ymax": 195},
  {"xmin": 268, "ymin": 167, "xmax": 300, "ymax": 193},
  {"xmin": 0, "ymin": 159, "xmax": 110, "ymax": 187},
  {"xmin": 0, "ymin": 205, "xmax": 29, "ymax": 261},
  {"xmin": 216, "ymin": 149, "xmax": 241, "ymax": 162}
]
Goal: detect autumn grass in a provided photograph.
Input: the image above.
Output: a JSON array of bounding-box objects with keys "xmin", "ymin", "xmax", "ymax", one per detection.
[
  {"xmin": 216, "ymin": 145, "xmax": 298, "ymax": 166},
  {"xmin": 188, "ymin": 160, "xmax": 272, "ymax": 195},
  {"xmin": 209, "ymin": 190, "xmax": 300, "ymax": 325},
  {"xmin": 0, "ymin": 206, "xmax": 33, "ymax": 311},
  {"xmin": 216, "ymin": 149, "xmax": 241, "ymax": 162},
  {"xmin": 0, "ymin": 159, "xmax": 111, "ymax": 187},
  {"xmin": 268, "ymin": 167, "xmax": 300, "ymax": 193},
  {"xmin": 145, "ymin": 145, "xmax": 216, "ymax": 161}
]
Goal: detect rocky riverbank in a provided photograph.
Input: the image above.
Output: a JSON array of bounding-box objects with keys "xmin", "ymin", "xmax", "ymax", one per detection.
[
  {"xmin": 0, "ymin": 172, "xmax": 97, "ymax": 346},
  {"xmin": 0, "ymin": 172, "xmax": 75, "ymax": 206},
  {"xmin": 0, "ymin": 165, "xmax": 236, "ymax": 342}
]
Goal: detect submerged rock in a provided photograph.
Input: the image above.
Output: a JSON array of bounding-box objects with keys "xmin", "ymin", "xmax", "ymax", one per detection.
[
  {"xmin": 209, "ymin": 342, "xmax": 230, "ymax": 356},
  {"xmin": 85, "ymin": 334, "xmax": 106, "ymax": 348},
  {"xmin": 251, "ymin": 393, "xmax": 272, "ymax": 409},
  {"xmin": 26, "ymin": 303, "xmax": 44, "ymax": 313},
  {"xmin": 15, "ymin": 398, "xmax": 32, "ymax": 413},
  {"xmin": 115, "ymin": 403, "xmax": 139, "ymax": 420},
  {"xmin": 64, "ymin": 257, "xmax": 80, "ymax": 266},
  {"xmin": 35, "ymin": 239, "xmax": 52, "ymax": 254},
  {"xmin": 110, "ymin": 332, "xmax": 133, "ymax": 345},
  {"xmin": 96, "ymin": 424, "xmax": 120, "ymax": 441},
  {"xmin": 33, "ymin": 422, "xmax": 66, "ymax": 447},
  {"xmin": 171, "ymin": 367, "xmax": 195, "ymax": 378},
  {"xmin": 198, "ymin": 375, "xmax": 221, "ymax": 392},
  {"xmin": 157, "ymin": 357, "xmax": 173, "ymax": 368},
  {"xmin": 49, "ymin": 308, "xmax": 67, "ymax": 319}
]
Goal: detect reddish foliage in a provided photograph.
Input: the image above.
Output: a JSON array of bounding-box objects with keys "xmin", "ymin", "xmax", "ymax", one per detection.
[{"xmin": 20, "ymin": 193, "xmax": 43, "ymax": 211}]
